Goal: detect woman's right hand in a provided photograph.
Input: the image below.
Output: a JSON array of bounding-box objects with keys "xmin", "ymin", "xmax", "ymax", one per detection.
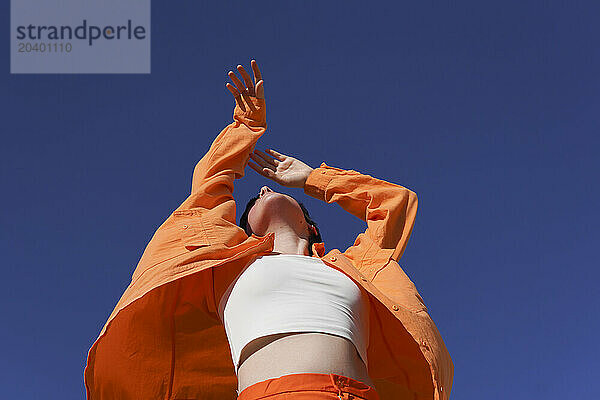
[{"xmin": 248, "ymin": 149, "xmax": 314, "ymax": 189}]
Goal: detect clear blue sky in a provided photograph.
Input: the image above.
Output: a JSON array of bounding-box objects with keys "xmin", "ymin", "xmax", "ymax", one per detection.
[{"xmin": 2, "ymin": 1, "xmax": 599, "ymax": 399}]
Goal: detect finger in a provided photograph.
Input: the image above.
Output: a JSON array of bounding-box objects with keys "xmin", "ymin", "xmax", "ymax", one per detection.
[
  {"xmin": 250, "ymin": 152, "xmax": 278, "ymax": 171},
  {"xmin": 228, "ymin": 71, "xmax": 247, "ymax": 94},
  {"xmin": 226, "ymin": 82, "xmax": 240, "ymax": 97},
  {"xmin": 248, "ymin": 161, "xmax": 276, "ymax": 180},
  {"xmin": 241, "ymin": 90, "xmax": 257, "ymax": 112},
  {"xmin": 248, "ymin": 161, "xmax": 267, "ymax": 177},
  {"xmin": 237, "ymin": 65, "xmax": 255, "ymax": 97},
  {"xmin": 226, "ymin": 83, "xmax": 245, "ymax": 112},
  {"xmin": 255, "ymin": 80, "xmax": 265, "ymax": 99},
  {"xmin": 250, "ymin": 152, "xmax": 276, "ymax": 171},
  {"xmin": 228, "ymin": 71, "xmax": 255, "ymax": 112},
  {"xmin": 261, "ymin": 167, "xmax": 277, "ymax": 180},
  {"xmin": 253, "ymin": 149, "xmax": 279, "ymax": 166},
  {"xmin": 251, "ymin": 60, "xmax": 263, "ymax": 84},
  {"xmin": 265, "ymin": 148, "xmax": 286, "ymax": 161}
]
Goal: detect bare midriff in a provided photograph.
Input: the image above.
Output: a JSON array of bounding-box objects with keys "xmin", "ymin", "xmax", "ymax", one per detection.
[{"xmin": 236, "ymin": 331, "xmax": 374, "ymax": 393}]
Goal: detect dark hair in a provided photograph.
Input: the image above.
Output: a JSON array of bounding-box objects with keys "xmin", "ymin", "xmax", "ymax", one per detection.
[{"xmin": 239, "ymin": 194, "xmax": 322, "ymax": 256}]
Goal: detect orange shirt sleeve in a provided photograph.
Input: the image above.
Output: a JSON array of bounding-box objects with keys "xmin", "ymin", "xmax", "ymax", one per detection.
[
  {"xmin": 177, "ymin": 96, "xmax": 267, "ymax": 214},
  {"xmin": 304, "ymin": 163, "xmax": 418, "ymax": 264}
]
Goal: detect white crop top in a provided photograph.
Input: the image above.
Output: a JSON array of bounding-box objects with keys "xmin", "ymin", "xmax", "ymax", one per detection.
[{"xmin": 218, "ymin": 253, "xmax": 370, "ymax": 373}]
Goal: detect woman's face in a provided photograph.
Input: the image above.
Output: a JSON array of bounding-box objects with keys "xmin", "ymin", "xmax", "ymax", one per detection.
[{"xmin": 247, "ymin": 186, "xmax": 310, "ymax": 237}]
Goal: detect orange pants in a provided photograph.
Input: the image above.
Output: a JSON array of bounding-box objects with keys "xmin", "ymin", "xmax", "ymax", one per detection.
[{"xmin": 237, "ymin": 373, "xmax": 380, "ymax": 400}]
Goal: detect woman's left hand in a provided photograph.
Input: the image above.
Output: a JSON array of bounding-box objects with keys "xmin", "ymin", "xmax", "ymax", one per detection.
[
  {"xmin": 226, "ymin": 60, "xmax": 264, "ymax": 112},
  {"xmin": 248, "ymin": 148, "xmax": 314, "ymax": 189}
]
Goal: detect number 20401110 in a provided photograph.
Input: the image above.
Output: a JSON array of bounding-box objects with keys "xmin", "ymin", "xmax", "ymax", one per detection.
[{"xmin": 18, "ymin": 42, "xmax": 72, "ymax": 53}]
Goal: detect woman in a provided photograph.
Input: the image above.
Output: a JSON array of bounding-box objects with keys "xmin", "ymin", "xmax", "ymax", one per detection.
[
  {"xmin": 215, "ymin": 61, "xmax": 377, "ymax": 399},
  {"xmin": 85, "ymin": 60, "xmax": 453, "ymax": 400}
]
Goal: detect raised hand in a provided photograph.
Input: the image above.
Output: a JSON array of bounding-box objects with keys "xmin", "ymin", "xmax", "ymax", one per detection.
[
  {"xmin": 226, "ymin": 60, "xmax": 264, "ymax": 112},
  {"xmin": 248, "ymin": 148, "xmax": 314, "ymax": 189}
]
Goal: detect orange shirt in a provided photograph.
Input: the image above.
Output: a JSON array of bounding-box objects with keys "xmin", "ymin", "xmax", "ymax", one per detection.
[{"xmin": 84, "ymin": 97, "xmax": 453, "ymax": 400}]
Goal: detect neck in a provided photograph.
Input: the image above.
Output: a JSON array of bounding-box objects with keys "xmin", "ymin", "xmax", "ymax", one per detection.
[{"xmin": 265, "ymin": 223, "xmax": 310, "ymax": 256}]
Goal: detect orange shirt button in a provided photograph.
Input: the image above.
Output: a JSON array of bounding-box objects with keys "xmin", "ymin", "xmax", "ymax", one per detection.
[
  {"xmin": 321, "ymin": 170, "xmax": 326, "ymax": 174},
  {"xmin": 392, "ymin": 305, "xmax": 399, "ymax": 311},
  {"xmin": 330, "ymin": 256, "xmax": 337, "ymax": 262},
  {"xmin": 182, "ymin": 225, "xmax": 189, "ymax": 229}
]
